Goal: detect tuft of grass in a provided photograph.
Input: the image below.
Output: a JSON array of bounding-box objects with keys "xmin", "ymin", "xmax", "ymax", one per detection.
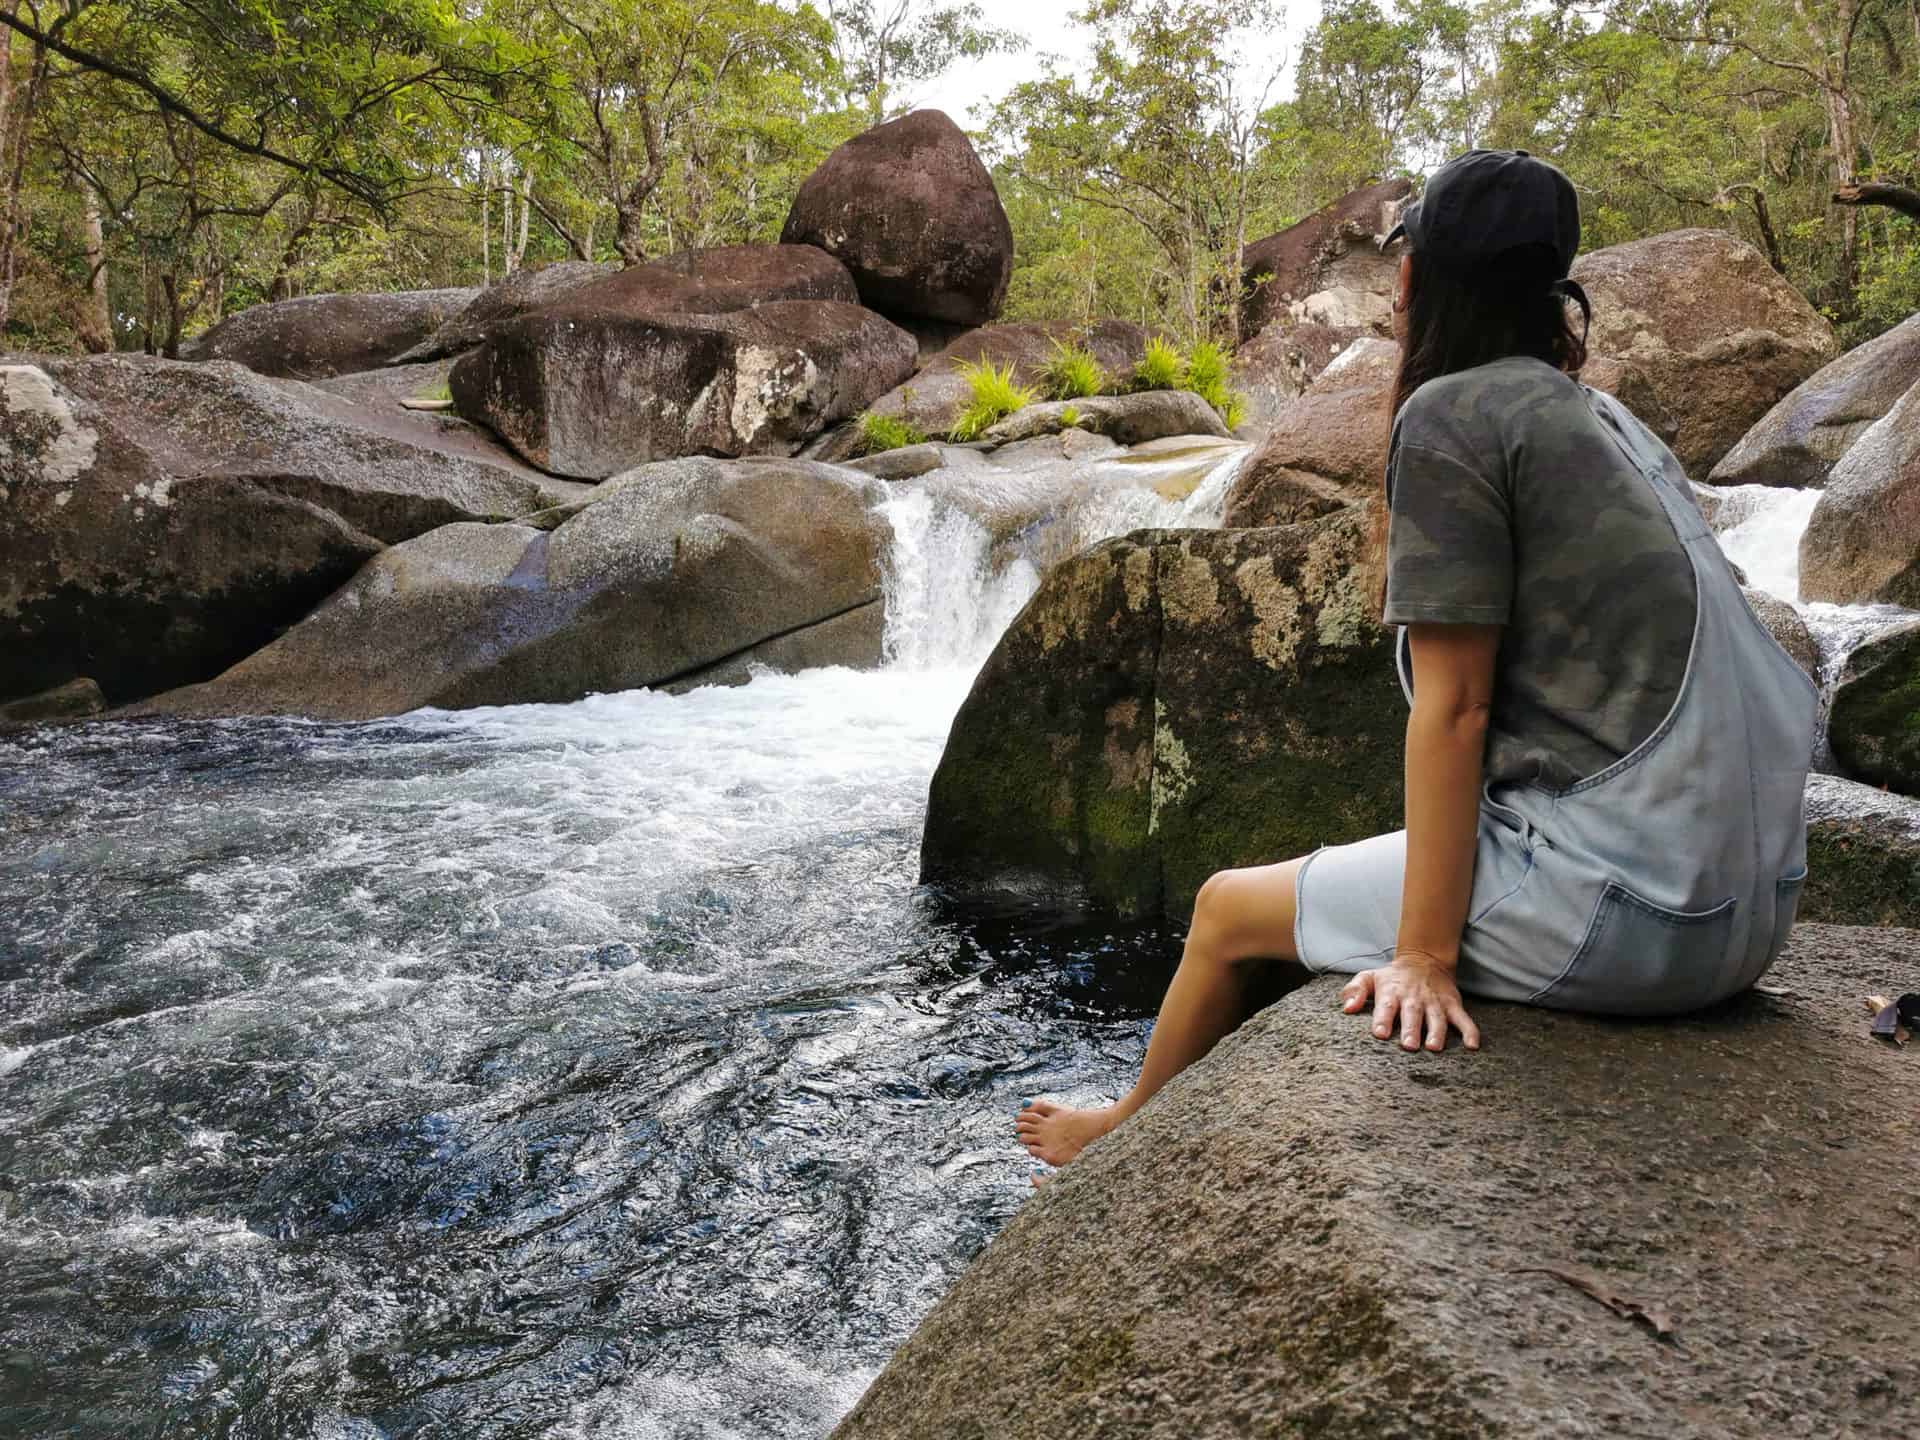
[
  {"xmin": 1039, "ymin": 339, "xmax": 1106, "ymax": 400},
  {"xmin": 1060, "ymin": 404, "xmax": 1082, "ymax": 429},
  {"xmin": 1179, "ymin": 338, "xmax": 1247, "ymax": 426},
  {"xmin": 1132, "ymin": 335, "xmax": 1185, "ymax": 392},
  {"xmin": 948, "ymin": 357, "xmax": 1036, "ymax": 441},
  {"xmin": 857, "ymin": 411, "xmax": 926, "ymax": 455},
  {"xmin": 1217, "ymin": 391, "xmax": 1248, "ymax": 430}
]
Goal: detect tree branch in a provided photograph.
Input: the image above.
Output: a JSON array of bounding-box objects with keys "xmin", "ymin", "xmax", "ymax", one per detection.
[{"xmin": 1832, "ymin": 181, "xmax": 1920, "ymax": 218}]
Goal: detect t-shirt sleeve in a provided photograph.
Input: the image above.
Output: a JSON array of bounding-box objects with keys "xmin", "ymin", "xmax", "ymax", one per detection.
[{"xmin": 1383, "ymin": 435, "xmax": 1513, "ymax": 626}]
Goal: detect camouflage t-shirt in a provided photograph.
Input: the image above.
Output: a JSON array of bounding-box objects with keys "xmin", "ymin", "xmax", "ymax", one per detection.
[{"xmin": 1383, "ymin": 354, "xmax": 1698, "ymax": 792}]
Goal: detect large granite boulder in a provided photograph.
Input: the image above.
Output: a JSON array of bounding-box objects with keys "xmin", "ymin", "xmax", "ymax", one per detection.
[
  {"xmin": 1743, "ymin": 588, "xmax": 1819, "ymax": 677},
  {"xmin": 1240, "ymin": 178, "xmax": 1410, "ymax": 339},
  {"xmin": 1221, "ymin": 343, "xmax": 1394, "ymax": 528},
  {"xmin": 781, "ymin": 109, "xmax": 1013, "ymax": 326},
  {"xmin": 1803, "ymin": 774, "xmax": 1920, "ymax": 927},
  {"xmin": 1799, "ymin": 378, "xmax": 1920, "ymax": 607},
  {"xmin": 1829, "ymin": 617, "xmax": 1920, "ymax": 795},
  {"xmin": 137, "ymin": 457, "xmax": 891, "ymax": 720},
  {"xmin": 0, "ymin": 358, "xmax": 579, "ymax": 705},
  {"xmin": 920, "ymin": 508, "xmax": 1401, "ymax": 918},
  {"xmin": 838, "ymin": 320, "xmax": 1152, "ymax": 448},
  {"xmin": 184, "ymin": 288, "xmax": 478, "ymax": 379},
  {"xmin": 450, "ymin": 246, "xmax": 915, "ymax": 477},
  {"xmin": 1710, "ymin": 310, "xmax": 1920, "ymax": 488},
  {"xmin": 1573, "ymin": 229, "xmax": 1837, "ymax": 477},
  {"xmin": 832, "ymin": 922, "xmax": 1920, "ymax": 1440},
  {"xmin": 389, "ymin": 260, "xmax": 617, "ymax": 364}
]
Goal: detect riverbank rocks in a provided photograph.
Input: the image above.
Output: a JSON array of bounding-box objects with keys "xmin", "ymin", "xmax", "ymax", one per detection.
[
  {"xmin": 1228, "ymin": 318, "xmax": 1370, "ymax": 433},
  {"xmin": 1221, "ymin": 344, "xmax": 1394, "ymax": 528},
  {"xmin": 1799, "ymin": 378, "xmax": 1920, "ymax": 606},
  {"xmin": 184, "ymin": 288, "xmax": 478, "ymax": 379},
  {"xmin": 137, "ymin": 457, "xmax": 890, "ymax": 720},
  {"xmin": 450, "ymin": 246, "xmax": 915, "ymax": 477},
  {"xmin": 1573, "ymin": 228, "xmax": 1836, "ymax": 477},
  {"xmin": 836, "ymin": 320, "xmax": 1152, "ymax": 448},
  {"xmin": 1240, "ymin": 178, "xmax": 1410, "ymax": 339},
  {"xmin": 1710, "ymin": 310, "xmax": 1920, "ymax": 488},
  {"xmin": 1829, "ymin": 617, "xmax": 1920, "ymax": 795},
  {"xmin": 0, "ymin": 677, "xmax": 105, "ymax": 732},
  {"xmin": 390, "ymin": 260, "xmax": 617, "ymax": 364},
  {"xmin": 832, "ymin": 922, "xmax": 1920, "ymax": 1440},
  {"xmin": 781, "ymin": 109, "xmax": 1013, "ymax": 327},
  {"xmin": 920, "ymin": 507, "xmax": 1400, "ymax": 918},
  {"xmin": 1803, "ymin": 774, "xmax": 1920, "ymax": 927},
  {"xmin": 977, "ymin": 391, "xmax": 1229, "ymax": 447},
  {"xmin": 1, "ymin": 357, "xmax": 580, "ymax": 705},
  {"xmin": 1743, "ymin": 589, "xmax": 1818, "ymax": 677}
]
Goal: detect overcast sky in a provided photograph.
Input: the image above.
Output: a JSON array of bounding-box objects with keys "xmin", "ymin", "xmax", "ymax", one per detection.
[{"xmin": 911, "ymin": 1, "xmax": 1318, "ymax": 128}]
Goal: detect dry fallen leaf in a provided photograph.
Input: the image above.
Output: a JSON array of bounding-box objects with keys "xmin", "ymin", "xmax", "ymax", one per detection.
[
  {"xmin": 1753, "ymin": 982, "xmax": 1793, "ymax": 997},
  {"xmin": 1510, "ymin": 1265, "xmax": 1677, "ymax": 1343}
]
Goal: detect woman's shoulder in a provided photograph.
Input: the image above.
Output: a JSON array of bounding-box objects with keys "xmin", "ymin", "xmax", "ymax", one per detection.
[{"xmin": 1397, "ymin": 355, "xmax": 1582, "ymax": 465}]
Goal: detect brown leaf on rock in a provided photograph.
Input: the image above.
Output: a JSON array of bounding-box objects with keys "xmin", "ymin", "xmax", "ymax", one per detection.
[{"xmin": 1511, "ymin": 1265, "xmax": 1677, "ymax": 1343}]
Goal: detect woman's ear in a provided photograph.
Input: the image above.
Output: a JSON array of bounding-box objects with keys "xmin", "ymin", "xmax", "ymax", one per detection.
[{"xmin": 1392, "ymin": 254, "xmax": 1413, "ymax": 314}]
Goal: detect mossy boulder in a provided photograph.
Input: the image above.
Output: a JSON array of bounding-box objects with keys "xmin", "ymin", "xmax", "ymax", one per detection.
[
  {"xmin": 1801, "ymin": 774, "xmax": 1920, "ymax": 928},
  {"xmin": 919, "ymin": 507, "xmax": 1402, "ymax": 919},
  {"xmin": 832, "ymin": 923, "xmax": 1920, "ymax": 1440},
  {"xmin": 1829, "ymin": 617, "xmax": 1920, "ymax": 795}
]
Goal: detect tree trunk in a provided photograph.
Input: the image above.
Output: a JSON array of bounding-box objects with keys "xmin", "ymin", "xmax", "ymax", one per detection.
[
  {"xmin": 1833, "ymin": 183, "xmax": 1920, "ymax": 220},
  {"xmin": 0, "ymin": 0, "xmax": 40, "ymax": 336},
  {"xmin": 480, "ymin": 151, "xmax": 491, "ymax": 286},
  {"xmin": 76, "ymin": 185, "xmax": 111, "ymax": 351},
  {"xmin": 514, "ymin": 169, "xmax": 531, "ymax": 269},
  {"xmin": 501, "ymin": 161, "xmax": 514, "ymax": 273}
]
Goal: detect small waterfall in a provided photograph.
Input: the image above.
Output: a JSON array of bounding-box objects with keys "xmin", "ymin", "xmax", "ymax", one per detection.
[
  {"xmin": 876, "ymin": 441, "xmax": 1250, "ymax": 673},
  {"xmin": 1712, "ymin": 485, "xmax": 1823, "ymax": 600}
]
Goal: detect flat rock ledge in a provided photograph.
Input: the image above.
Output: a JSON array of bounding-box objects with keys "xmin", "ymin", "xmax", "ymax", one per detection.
[{"xmin": 834, "ymin": 923, "xmax": 1919, "ymax": 1440}]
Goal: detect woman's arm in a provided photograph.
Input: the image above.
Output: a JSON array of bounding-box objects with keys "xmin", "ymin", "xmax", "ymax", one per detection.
[{"xmin": 1340, "ymin": 622, "xmax": 1501, "ymax": 1051}]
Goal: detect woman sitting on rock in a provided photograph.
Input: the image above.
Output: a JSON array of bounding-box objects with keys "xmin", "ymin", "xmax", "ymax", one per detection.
[{"xmin": 1019, "ymin": 149, "xmax": 1817, "ymax": 1172}]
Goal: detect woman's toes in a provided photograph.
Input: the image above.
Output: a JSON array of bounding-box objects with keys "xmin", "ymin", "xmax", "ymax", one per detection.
[{"xmin": 1025, "ymin": 1098, "xmax": 1060, "ymax": 1117}]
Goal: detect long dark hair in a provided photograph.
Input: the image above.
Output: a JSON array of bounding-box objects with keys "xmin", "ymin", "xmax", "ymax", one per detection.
[{"xmin": 1388, "ymin": 245, "xmax": 1588, "ymax": 420}]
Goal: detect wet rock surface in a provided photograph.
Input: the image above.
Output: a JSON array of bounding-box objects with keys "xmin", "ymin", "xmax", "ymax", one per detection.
[
  {"xmin": 921, "ymin": 508, "xmax": 1400, "ymax": 918},
  {"xmin": 136, "ymin": 457, "xmax": 891, "ymax": 720},
  {"xmin": 834, "ymin": 921, "xmax": 1920, "ymax": 1440},
  {"xmin": 1744, "ymin": 589, "xmax": 1819, "ymax": 677},
  {"xmin": 0, "ymin": 677, "xmax": 105, "ymax": 731},
  {"xmin": 183, "ymin": 287, "xmax": 478, "ymax": 379},
  {"xmin": 1799, "ymin": 378, "xmax": 1920, "ymax": 607},
  {"xmin": 978, "ymin": 392, "xmax": 1229, "ymax": 448},
  {"xmin": 1573, "ymin": 229, "xmax": 1837, "ymax": 477},
  {"xmin": 1709, "ymin": 310, "xmax": 1920, "ymax": 489},
  {"xmin": 781, "ymin": 109, "xmax": 1013, "ymax": 327},
  {"xmin": 1828, "ymin": 617, "xmax": 1920, "ymax": 795}
]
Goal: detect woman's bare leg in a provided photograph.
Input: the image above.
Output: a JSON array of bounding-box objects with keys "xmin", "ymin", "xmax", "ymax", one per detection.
[{"xmin": 1016, "ymin": 858, "xmax": 1303, "ymax": 1169}]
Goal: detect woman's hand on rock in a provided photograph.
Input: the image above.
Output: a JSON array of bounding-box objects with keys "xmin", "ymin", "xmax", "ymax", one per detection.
[{"xmin": 1340, "ymin": 955, "xmax": 1482, "ymax": 1053}]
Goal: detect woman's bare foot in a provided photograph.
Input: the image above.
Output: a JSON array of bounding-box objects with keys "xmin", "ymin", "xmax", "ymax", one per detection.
[{"xmin": 1014, "ymin": 1098, "xmax": 1125, "ymax": 1167}]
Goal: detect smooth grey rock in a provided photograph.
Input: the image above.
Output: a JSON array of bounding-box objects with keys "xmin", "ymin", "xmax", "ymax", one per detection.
[
  {"xmin": 1710, "ymin": 310, "xmax": 1920, "ymax": 488},
  {"xmin": 979, "ymin": 391, "xmax": 1229, "ymax": 447},
  {"xmin": 834, "ymin": 922, "xmax": 1920, "ymax": 1440},
  {"xmin": 135, "ymin": 457, "xmax": 891, "ymax": 719},
  {"xmin": 660, "ymin": 601, "xmax": 884, "ymax": 692},
  {"xmin": 184, "ymin": 288, "xmax": 478, "ymax": 379},
  {"xmin": 845, "ymin": 443, "xmax": 988, "ymax": 481},
  {"xmin": 1800, "ymin": 378, "xmax": 1920, "ymax": 607}
]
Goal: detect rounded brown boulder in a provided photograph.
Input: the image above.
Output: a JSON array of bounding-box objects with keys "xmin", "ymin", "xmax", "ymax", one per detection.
[
  {"xmin": 1573, "ymin": 228, "xmax": 1836, "ymax": 477},
  {"xmin": 1800, "ymin": 377, "xmax": 1920, "ymax": 607},
  {"xmin": 781, "ymin": 109, "xmax": 1013, "ymax": 326}
]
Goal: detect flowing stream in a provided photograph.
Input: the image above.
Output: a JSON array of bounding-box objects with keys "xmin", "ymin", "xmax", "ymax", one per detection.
[
  {"xmin": 0, "ymin": 447, "xmax": 1241, "ymax": 1440},
  {"xmin": 3, "ymin": 443, "xmax": 1907, "ymax": 1439}
]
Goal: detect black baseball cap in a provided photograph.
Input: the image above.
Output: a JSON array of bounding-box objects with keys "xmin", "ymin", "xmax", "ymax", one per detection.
[{"xmin": 1383, "ymin": 149, "xmax": 1580, "ymax": 276}]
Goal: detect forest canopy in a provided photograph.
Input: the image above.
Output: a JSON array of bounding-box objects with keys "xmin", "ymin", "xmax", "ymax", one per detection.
[{"xmin": 0, "ymin": 0, "xmax": 1912, "ymax": 356}]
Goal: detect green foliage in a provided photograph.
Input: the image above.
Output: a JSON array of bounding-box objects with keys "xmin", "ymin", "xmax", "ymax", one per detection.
[
  {"xmin": 1132, "ymin": 336, "xmax": 1186, "ymax": 392},
  {"xmin": 948, "ymin": 358, "xmax": 1036, "ymax": 441},
  {"xmin": 1218, "ymin": 392, "xmax": 1248, "ymax": 430},
  {"xmin": 1059, "ymin": 404, "xmax": 1083, "ymax": 429},
  {"xmin": 856, "ymin": 411, "xmax": 928, "ymax": 455},
  {"xmin": 1183, "ymin": 340, "xmax": 1230, "ymax": 405},
  {"xmin": 1038, "ymin": 339, "xmax": 1106, "ymax": 400}
]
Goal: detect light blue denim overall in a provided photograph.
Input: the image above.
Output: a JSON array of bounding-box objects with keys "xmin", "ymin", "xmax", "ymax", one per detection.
[{"xmin": 1294, "ymin": 389, "xmax": 1819, "ymax": 1015}]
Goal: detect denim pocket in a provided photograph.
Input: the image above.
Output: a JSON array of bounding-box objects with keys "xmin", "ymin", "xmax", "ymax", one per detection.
[
  {"xmin": 1771, "ymin": 868, "xmax": 1808, "ymax": 950},
  {"xmin": 1530, "ymin": 882, "xmax": 1739, "ymax": 1015}
]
